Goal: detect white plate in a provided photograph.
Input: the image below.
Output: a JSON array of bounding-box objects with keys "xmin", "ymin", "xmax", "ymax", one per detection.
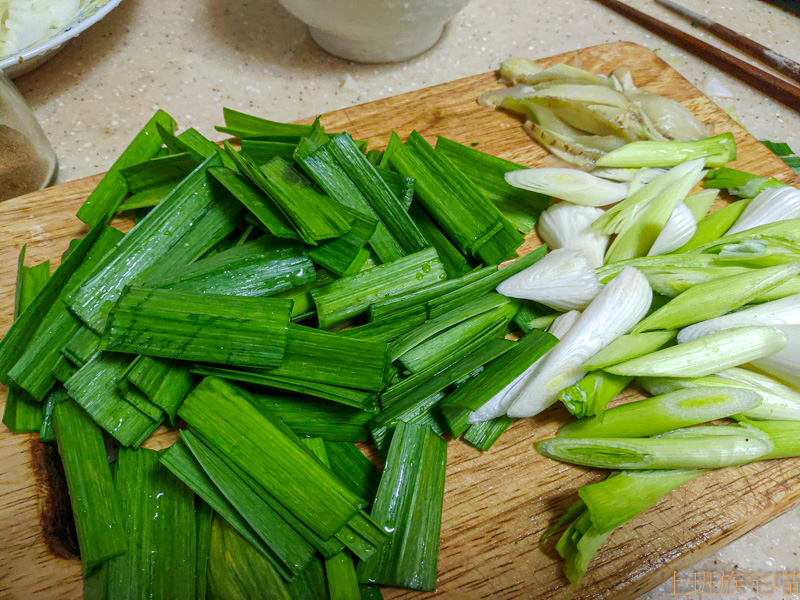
[{"xmin": 0, "ymin": 0, "xmax": 123, "ymax": 78}]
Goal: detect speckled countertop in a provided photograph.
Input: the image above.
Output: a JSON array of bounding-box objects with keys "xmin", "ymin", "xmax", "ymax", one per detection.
[{"xmin": 14, "ymin": 0, "xmax": 800, "ymax": 597}]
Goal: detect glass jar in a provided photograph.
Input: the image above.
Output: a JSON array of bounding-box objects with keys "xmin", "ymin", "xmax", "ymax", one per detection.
[{"xmin": 0, "ymin": 70, "xmax": 57, "ymax": 201}]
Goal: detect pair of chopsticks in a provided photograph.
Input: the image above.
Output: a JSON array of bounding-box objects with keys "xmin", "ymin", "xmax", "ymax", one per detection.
[{"xmin": 592, "ymin": 0, "xmax": 800, "ymax": 112}]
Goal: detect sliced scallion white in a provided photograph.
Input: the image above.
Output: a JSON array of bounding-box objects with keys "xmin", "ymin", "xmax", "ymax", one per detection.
[
  {"xmin": 726, "ymin": 187, "xmax": 800, "ymax": 235},
  {"xmin": 506, "ymin": 267, "xmax": 652, "ymax": 418},
  {"xmin": 468, "ymin": 310, "xmax": 580, "ymax": 423},
  {"xmin": 593, "ymin": 158, "xmax": 705, "ymax": 236},
  {"xmin": 606, "ymin": 326, "xmax": 788, "ymax": 378},
  {"xmin": 537, "ymin": 203, "xmax": 609, "ymax": 268},
  {"xmin": 557, "ymin": 386, "xmax": 761, "ymax": 439},
  {"xmin": 590, "ymin": 167, "xmax": 666, "ymax": 183},
  {"xmin": 678, "ymin": 294, "xmax": 800, "ymax": 344},
  {"xmin": 496, "ymin": 248, "xmax": 602, "ymax": 311},
  {"xmin": 505, "ymin": 168, "xmax": 628, "ymax": 207},
  {"xmin": 536, "ymin": 434, "xmax": 771, "ymax": 470},
  {"xmin": 647, "ymin": 201, "xmax": 697, "ymax": 256},
  {"xmin": 640, "ymin": 367, "xmax": 800, "ymax": 421},
  {"xmin": 750, "ymin": 325, "xmax": 800, "ymax": 389}
]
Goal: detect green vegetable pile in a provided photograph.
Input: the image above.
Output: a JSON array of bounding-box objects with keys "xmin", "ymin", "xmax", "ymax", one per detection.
[{"xmin": 0, "ymin": 107, "xmax": 554, "ymax": 598}]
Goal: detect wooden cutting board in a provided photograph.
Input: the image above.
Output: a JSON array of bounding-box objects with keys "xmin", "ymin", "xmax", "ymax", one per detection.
[{"xmin": 2, "ymin": 41, "xmax": 799, "ymax": 600}]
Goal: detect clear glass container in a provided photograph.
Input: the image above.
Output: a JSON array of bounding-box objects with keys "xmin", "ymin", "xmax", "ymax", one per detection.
[{"xmin": 0, "ymin": 70, "xmax": 57, "ymax": 201}]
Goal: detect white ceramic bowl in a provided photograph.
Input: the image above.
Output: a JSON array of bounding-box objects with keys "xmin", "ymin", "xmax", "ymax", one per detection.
[
  {"xmin": 0, "ymin": 0, "xmax": 123, "ymax": 79},
  {"xmin": 275, "ymin": 0, "xmax": 472, "ymax": 63}
]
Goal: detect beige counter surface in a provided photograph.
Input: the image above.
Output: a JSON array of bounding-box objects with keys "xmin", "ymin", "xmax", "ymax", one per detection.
[{"xmin": 15, "ymin": 0, "xmax": 800, "ymax": 597}]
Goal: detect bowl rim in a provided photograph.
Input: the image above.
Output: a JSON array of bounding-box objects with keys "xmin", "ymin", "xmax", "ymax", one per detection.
[{"xmin": 0, "ymin": 0, "xmax": 124, "ymax": 71}]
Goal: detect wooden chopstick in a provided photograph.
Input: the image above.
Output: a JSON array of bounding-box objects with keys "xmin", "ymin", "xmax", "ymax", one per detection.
[
  {"xmin": 656, "ymin": 0, "xmax": 800, "ymax": 86},
  {"xmin": 592, "ymin": 0, "xmax": 800, "ymax": 113}
]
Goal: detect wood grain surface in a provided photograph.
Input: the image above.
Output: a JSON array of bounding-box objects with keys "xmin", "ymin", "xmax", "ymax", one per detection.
[{"xmin": 1, "ymin": 41, "xmax": 799, "ymax": 600}]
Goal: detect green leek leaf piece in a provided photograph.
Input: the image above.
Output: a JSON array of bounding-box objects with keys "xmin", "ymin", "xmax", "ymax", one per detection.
[
  {"xmin": 107, "ymin": 447, "xmax": 196, "ymax": 600},
  {"xmin": 226, "ymin": 146, "xmax": 352, "ymax": 245},
  {"xmin": 325, "ymin": 442, "xmax": 380, "ymax": 509},
  {"xmin": 206, "ymin": 513, "xmax": 330, "ymax": 600},
  {"xmin": 53, "ymin": 399, "xmax": 126, "ymax": 572},
  {"xmin": 398, "ymin": 304, "xmax": 516, "ymax": 374},
  {"xmin": 121, "ymin": 385, "xmax": 163, "ymax": 421},
  {"xmin": 378, "ymin": 168, "xmax": 415, "ymax": 211},
  {"xmin": 326, "ymin": 552, "xmax": 361, "ymax": 600},
  {"xmin": 193, "ymin": 365, "xmax": 377, "ymax": 412},
  {"xmin": 357, "ymin": 422, "xmax": 447, "ymax": 592},
  {"xmin": 312, "ymin": 247, "xmax": 446, "ymax": 329},
  {"xmin": 38, "ymin": 387, "xmax": 69, "ymax": 442},
  {"xmin": 274, "ymin": 268, "xmax": 336, "ymax": 319},
  {"xmin": 428, "ymin": 245, "xmax": 547, "ymax": 319},
  {"xmin": 182, "ymin": 430, "xmax": 316, "ymax": 579},
  {"xmin": 195, "ymin": 499, "xmax": 214, "ymax": 600},
  {"xmin": 370, "ymin": 391, "xmax": 448, "ymax": 455},
  {"xmin": 3, "ymin": 247, "xmax": 50, "ymax": 432},
  {"xmin": 141, "ymin": 190, "xmax": 243, "ymax": 283},
  {"xmin": 408, "ymin": 200, "xmax": 471, "ymax": 278},
  {"xmin": 64, "ymin": 353, "xmax": 162, "ymax": 447},
  {"xmin": 301, "ymin": 439, "xmax": 388, "ymax": 562},
  {"xmin": 414, "ymin": 132, "xmax": 525, "ymax": 264},
  {"xmin": 463, "ymin": 416, "xmax": 516, "ymax": 452},
  {"xmin": 367, "ymin": 265, "xmax": 496, "ymax": 322},
  {"xmin": 178, "ymin": 127, "xmax": 237, "ymax": 168},
  {"xmin": 160, "ymin": 438, "xmax": 284, "ymax": 562},
  {"xmin": 0, "ymin": 223, "xmax": 107, "ymax": 382},
  {"xmin": 264, "ymin": 324, "xmax": 390, "ymax": 392},
  {"xmin": 435, "ymin": 136, "xmax": 551, "ymax": 234},
  {"xmin": 392, "ymin": 293, "xmax": 514, "ymax": 363},
  {"xmin": 379, "ymin": 131, "xmax": 402, "ymax": 170},
  {"xmin": 77, "ymin": 110, "xmax": 176, "ymax": 226},
  {"xmin": 633, "ymin": 264, "xmax": 800, "ymax": 332},
  {"xmin": 326, "ymin": 133, "xmax": 427, "ymax": 255},
  {"xmin": 295, "ymin": 139, "xmax": 404, "ymax": 264},
  {"xmin": 247, "ymin": 391, "xmax": 375, "ymax": 442},
  {"xmin": 119, "ymin": 152, "xmax": 199, "ymax": 193},
  {"xmin": 178, "ymin": 377, "xmax": 367, "ymax": 540},
  {"xmin": 124, "ymin": 356, "xmax": 195, "ymax": 423},
  {"xmin": 68, "ymin": 154, "xmax": 230, "ymax": 333},
  {"xmin": 359, "ymin": 585, "xmax": 384, "ymax": 600},
  {"xmin": 390, "ymin": 131, "xmax": 503, "ymax": 257},
  {"xmin": 118, "ymin": 183, "xmax": 176, "ymax": 212},
  {"xmin": 219, "ymin": 107, "xmax": 315, "ymax": 139},
  {"xmin": 146, "ymin": 236, "xmax": 316, "ymax": 296},
  {"xmin": 333, "ymin": 505, "xmax": 391, "ymax": 562},
  {"xmin": 366, "ymin": 149, "xmax": 384, "ymax": 166},
  {"xmin": 340, "ymin": 305, "xmax": 427, "ymax": 343},
  {"xmin": 441, "ymin": 328, "xmax": 557, "ymax": 437},
  {"xmin": 9, "ymin": 226, "xmax": 125, "ymax": 400},
  {"xmin": 240, "ymin": 140, "xmax": 297, "ymax": 163},
  {"xmin": 208, "ymin": 166, "xmax": 300, "ymax": 240},
  {"xmin": 82, "ymin": 562, "xmax": 108, "ymax": 600},
  {"xmin": 102, "ymin": 286, "xmax": 292, "ymax": 368},
  {"xmin": 309, "ymin": 209, "xmax": 378, "ymax": 277},
  {"xmin": 62, "ymin": 326, "xmax": 101, "ymax": 367},
  {"xmin": 381, "ymin": 331, "xmax": 515, "ymax": 410},
  {"xmin": 220, "ymin": 455, "xmax": 346, "ymax": 559}
]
